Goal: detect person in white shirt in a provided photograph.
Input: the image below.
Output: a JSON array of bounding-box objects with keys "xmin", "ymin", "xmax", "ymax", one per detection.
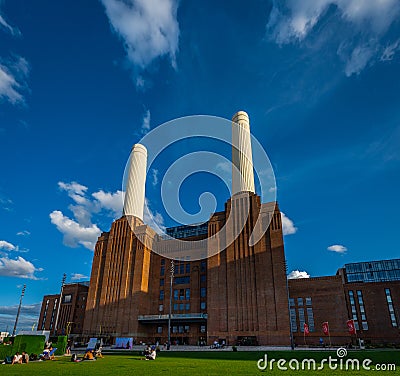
[{"xmin": 12, "ymin": 352, "xmax": 22, "ymax": 365}]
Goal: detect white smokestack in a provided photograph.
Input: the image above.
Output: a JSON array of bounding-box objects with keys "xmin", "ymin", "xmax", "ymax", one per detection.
[
  {"xmin": 123, "ymin": 143, "xmax": 147, "ymax": 220},
  {"xmin": 232, "ymin": 111, "xmax": 255, "ymax": 195}
]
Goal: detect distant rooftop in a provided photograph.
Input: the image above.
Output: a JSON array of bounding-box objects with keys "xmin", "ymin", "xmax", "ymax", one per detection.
[
  {"xmin": 166, "ymin": 222, "xmax": 208, "ymax": 239},
  {"xmin": 344, "ymin": 259, "xmax": 400, "ymax": 283}
]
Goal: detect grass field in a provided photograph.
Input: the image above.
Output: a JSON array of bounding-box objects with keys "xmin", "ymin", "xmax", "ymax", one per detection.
[{"xmin": 1, "ymin": 350, "xmax": 399, "ymax": 375}]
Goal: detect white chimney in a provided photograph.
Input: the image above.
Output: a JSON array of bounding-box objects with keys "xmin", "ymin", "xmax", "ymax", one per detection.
[
  {"xmin": 232, "ymin": 111, "xmax": 255, "ymax": 195},
  {"xmin": 123, "ymin": 143, "xmax": 147, "ymax": 220}
]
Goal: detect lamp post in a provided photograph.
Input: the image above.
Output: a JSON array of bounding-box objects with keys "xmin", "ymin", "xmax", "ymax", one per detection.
[
  {"xmin": 12, "ymin": 284, "xmax": 26, "ymax": 336},
  {"xmin": 167, "ymin": 260, "xmax": 175, "ymax": 349},
  {"xmin": 53, "ymin": 273, "xmax": 66, "ymax": 336},
  {"xmin": 285, "ymin": 261, "xmax": 295, "ymax": 350}
]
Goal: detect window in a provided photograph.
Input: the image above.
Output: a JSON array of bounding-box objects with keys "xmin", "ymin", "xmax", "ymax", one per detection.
[
  {"xmin": 186, "ymin": 264, "xmax": 190, "ymax": 274},
  {"xmin": 180, "ymin": 289, "xmax": 185, "ymax": 300},
  {"xmin": 201, "ymin": 301, "xmax": 206, "ymax": 310},
  {"xmin": 174, "ymin": 289, "xmax": 179, "ymax": 300},
  {"xmin": 161, "ymin": 259, "xmax": 165, "ymax": 266},
  {"xmin": 173, "ymin": 303, "xmax": 178, "ymax": 311},
  {"xmin": 159, "ymin": 290, "xmax": 164, "ymax": 300},
  {"xmin": 185, "ymin": 303, "xmax": 190, "ymax": 311},
  {"xmin": 160, "ymin": 266, "xmax": 165, "ymax": 276},
  {"xmin": 290, "ymin": 308, "xmax": 297, "ymax": 332},
  {"xmin": 200, "ymin": 275, "xmax": 206, "ymax": 283},
  {"xmin": 297, "ymin": 298, "xmax": 303, "ymax": 306},
  {"xmin": 200, "ymin": 325, "xmax": 206, "ymax": 333},
  {"xmin": 179, "ymin": 303, "xmax": 184, "ymax": 311},
  {"xmin": 157, "ymin": 326, "xmax": 163, "ymax": 334},
  {"xmin": 185, "ymin": 288, "xmax": 190, "ymax": 300},
  {"xmin": 63, "ymin": 294, "xmax": 72, "ymax": 303},
  {"xmin": 201, "ymin": 261, "xmax": 206, "ymax": 272},
  {"xmin": 385, "ymin": 288, "xmax": 397, "ymax": 327},
  {"xmin": 289, "ymin": 298, "xmax": 295, "ymax": 307},
  {"xmin": 180, "ymin": 264, "xmax": 184, "ymax": 275},
  {"xmin": 159, "ymin": 304, "xmax": 163, "ymax": 312},
  {"xmin": 307, "ymin": 307, "xmax": 314, "ymax": 332},
  {"xmin": 200, "ymin": 287, "xmax": 206, "ymax": 298},
  {"xmin": 174, "ymin": 276, "xmax": 190, "ymax": 284},
  {"xmin": 184, "ymin": 325, "xmax": 190, "ymax": 333},
  {"xmin": 172, "ymin": 326, "xmax": 177, "ymax": 333},
  {"xmin": 298, "ymin": 308, "xmax": 305, "ymax": 331},
  {"xmin": 160, "ymin": 279, "xmax": 164, "ymax": 286},
  {"xmin": 362, "ymin": 322, "xmax": 368, "ymax": 330},
  {"xmin": 306, "ymin": 297, "xmax": 312, "ymax": 306}
]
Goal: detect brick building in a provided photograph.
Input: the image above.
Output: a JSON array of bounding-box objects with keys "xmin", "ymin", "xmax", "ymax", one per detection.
[{"xmin": 37, "ymin": 282, "xmax": 89, "ymax": 337}]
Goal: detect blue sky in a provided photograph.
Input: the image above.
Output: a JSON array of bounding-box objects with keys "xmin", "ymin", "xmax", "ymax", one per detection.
[{"xmin": 1, "ymin": 0, "xmax": 400, "ymax": 331}]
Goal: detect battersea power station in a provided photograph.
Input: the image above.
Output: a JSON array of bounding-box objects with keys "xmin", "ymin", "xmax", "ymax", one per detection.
[{"xmin": 38, "ymin": 111, "xmax": 400, "ymax": 347}]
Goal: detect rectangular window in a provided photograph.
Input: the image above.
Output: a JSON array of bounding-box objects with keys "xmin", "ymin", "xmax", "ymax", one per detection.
[
  {"xmin": 179, "ymin": 303, "xmax": 184, "ymax": 311},
  {"xmin": 172, "ymin": 326, "xmax": 177, "ymax": 333},
  {"xmin": 289, "ymin": 298, "xmax": 295, "ymax": 307},
  {"xmin": 160, "ymin": 279, "xmax": 164, "ymax": 286},
  {"xmin": 386, "ymin": 288, "xmax": 397, "ymax": 326},
  {"xmin": 159, "ymin": 290, "xmax": 164, "ymax": 300},
  {"xmin": 184, "ymin": 325, "xmax": 190, "ymax": 333},
  {"xmin": 179, "ymin": 325, "xmax": 184, "ymax": 333},
  {"xmin": 306, "ymin": 297, "xmax": 312, "ymax": 306},
  {"xmin": 157, "ymin": 326, "xmax": 163, "ymax": 334},
  {"xmin": 63, "ymin": 295, "xmax": 72, "ymax": 303},
  {"xmin": 173, "ymin": 303, "xmax": 178, "ymax": 311},
  {"xmin": 159, "ymin": 304, "xmax": 163, "ymax": 312},
  {"xmin": 200, "ymin": 287, "xmax": 206, "ymax": 298},
  {"xmin": 174, "ymin": 276, "xmax": 190, "ymax": 284},
  {"xmin": 186, "ymin": 264, "xmax": 190, "ymax": 274},
  {"xmin": 160, "ymin": 266, "xmax": 165, "ymax": 276},
  {"xmin": 200, "ymin": 325, "xmax": 206, "ymax": 333},
  {"xmin": 201, "ymin": 261, "xmax": 206, "ymax": 272},
  {"xmin": 185, "ymin": 288, "xmax": 190, "ymax": 300},
  {"xmin": 200, "ymin": 275, "xmax": 206, "ymax": 283},
  {"xmin": 307, "ymin": 307, "xmax": 315, "ymax": 332},
  {"xmin": 201, "ymin": 301, "xmax": 206, "ymax": 310},
  {"xmin": 362, "ymin": 322, "xmax": 368, "ymax": 331},
  {"xmin": 297, "ymin": 298, "xmax": 303, "ymax": 306},
  {"xmin": 174, "ymin": 289, "xmax": 179, "ymax": 300},
  {"xmin": 298, "ymin": 308, "xmax": 305, "ymax": 331},
  {"xmin": 290, "ymin": 308, "xmax": 297, "ymax": 332},
  {"xmin": 161, "ymin": 259, "xmax": 165, "ymax": 265},
  {"xmin": 179, "ymin": 289, "xmax": 185, "ymax": 300},
  {"xmin": 185, "ymin": 303, "xmax": 190, "ymax": 311}
]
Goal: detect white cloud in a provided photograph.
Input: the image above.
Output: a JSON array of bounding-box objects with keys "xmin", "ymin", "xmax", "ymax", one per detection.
[
  {"xmin": 16, "ymin": 230, "xmax": 30, "ymax": 236},
  {"xmin": 71, "ymin": 273, "xmax": 89, "ymax": 281},
  {"xmin": 327, "ymin": 244, "xmax": 347, "ymax": 254},
  {"xmin": 281, "ymin": 212, "xmax": 297, "ymax": 235},
  {"xmin": 151, "ymin": 168, "xmax": 159, "ymax": 186},
  {"xmin": 144, "ymin": 198, "xmax": 165, "ymax": 233},
  {"xmin": 0, "ymin": 256, "xmax": 43, "ymax": 279},
  {"xmin": 141, "ymin": 109, "xmax": 151, "ymax": 134},
  {"xmin": 0, "ymin": 56, "xmax": 29, "ymax": 104},
  {"xmin": 101, "ymin": 0, "xmax": 180, "ymax": 70},
  {"xmin": 0, "ymin": 240, "xmax": 16, "ymax": 251},
  {"xmin": 267, "ymin": 0, "xmax": 400, "ymax": 76},
  {"xmin": 288, "ymin": 270, "xmax": 310, "ymax": 279},
  {"xmin": 92, "ymin": 189, "xmax": 124, "ymax": 215},
  {"xmin": 49, "ymin": 210, "xmax": 101, "ymax": 250}
]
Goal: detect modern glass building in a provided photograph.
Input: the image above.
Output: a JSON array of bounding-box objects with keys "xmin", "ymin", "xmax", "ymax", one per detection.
[{"xmin": 344, "ymin": 259, "xmax": 400, "ymax": 283}]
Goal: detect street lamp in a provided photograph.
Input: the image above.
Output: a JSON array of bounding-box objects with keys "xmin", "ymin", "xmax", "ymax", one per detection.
[
  {"xmin": 12, "ymin": 284, "xmax": 26, "ymax": 336},
  {"xmin": 53, "ymin": 273, "xmax": 67, "ymax": 336},
  {"xmin": 167, "ymin": 260, "xmax": 175, "ymax": 349}
]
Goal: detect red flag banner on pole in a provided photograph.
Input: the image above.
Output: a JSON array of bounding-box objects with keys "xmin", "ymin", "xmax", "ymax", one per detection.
[
  {"xmin": 322, "ymin": 322, "xmax": 330, "ymax": 336},
  {"xmin": 304, "ymin": 323, "xmax": 310, "ymax": 335},
  {"xmin": 347, "ymin": 319, "xmax": 356, "ymax": 335}
]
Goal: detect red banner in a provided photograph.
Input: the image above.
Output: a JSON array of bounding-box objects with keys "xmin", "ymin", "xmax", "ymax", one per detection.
[
  {"xmin": 322, "ymin": 321, "xmax": 330, "ymax": 335},
  {"xmin": 347, "ymin": 319, "xmax": 356, "ymax": 334},
  {"xmin": 304, "ymin": 323, "xmax": 310, "ymax": 335}
]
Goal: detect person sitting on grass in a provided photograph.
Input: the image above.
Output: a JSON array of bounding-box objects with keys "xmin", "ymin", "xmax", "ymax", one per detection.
[
  {"xmin": 11, "ymin": 352, "xmax": 22, "ymax": 365},
  {"xmin": 145, "ymin": 349, "xmax": 156, "ymax": 361},
  {"xmin": 95, "ymin": 346, "xmax": 103, "ymax": 358},
  {"xmin": 83, "ymin": 350, "xmax": 96, "ymax": 361},
  {"xmin": 21, "ymin": 352, "xmax": 29, "ymax": 364}
]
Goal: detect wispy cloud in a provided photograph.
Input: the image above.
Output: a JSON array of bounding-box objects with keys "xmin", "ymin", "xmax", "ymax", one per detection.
[
  {"xmin": 327, "ymin": 244, "xmax": 347, "ymax": 254},
  {"xmin": 16, "ymin": 230, "xmax": 30, "ymax": 237},
  {"xmin": 0, "ymin": 240, "xmax": 16, "ymax": 251},
  {"xmin": 0, "ymin": 9, "xmax": 20, "ymax": 36},
  {"xmin": 281, "ymin": 212, "xmax": 297, "ymax": 235},
  {"xmin": 288, "ymin": 270, "xmax": 310, "ymax": 279},
  {"xmin": 141, "ymin": 109, "xmax": 151, "ymax": 134},
  {"xmin": 100, "ymin": 0, "xmax": 180, "ymax": 85},
  {"xmin": 267, "ymin": 0, "xmax": 400, "ymax": 76},
  {"xmin": 0, "ymin": 56, "xmax": 30, "ymax": 104},
  {"xmin": 71, "ymin": 273, "xmax": 89, "ymax": 281},
  {"xmin": 151, "ymin": 168, "xmax": 158, "ymax": 186}
]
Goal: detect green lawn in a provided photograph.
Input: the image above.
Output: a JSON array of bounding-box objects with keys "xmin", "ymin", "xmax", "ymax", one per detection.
[{"xmin": 1, "ymin": 350, "xmax": 398, "ymax": 375}]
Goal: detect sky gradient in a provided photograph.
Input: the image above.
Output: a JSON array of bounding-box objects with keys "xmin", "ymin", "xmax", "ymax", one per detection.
[{"xmin": 1, "ymin": 0, "xmax": 400, "ymax": 332}]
